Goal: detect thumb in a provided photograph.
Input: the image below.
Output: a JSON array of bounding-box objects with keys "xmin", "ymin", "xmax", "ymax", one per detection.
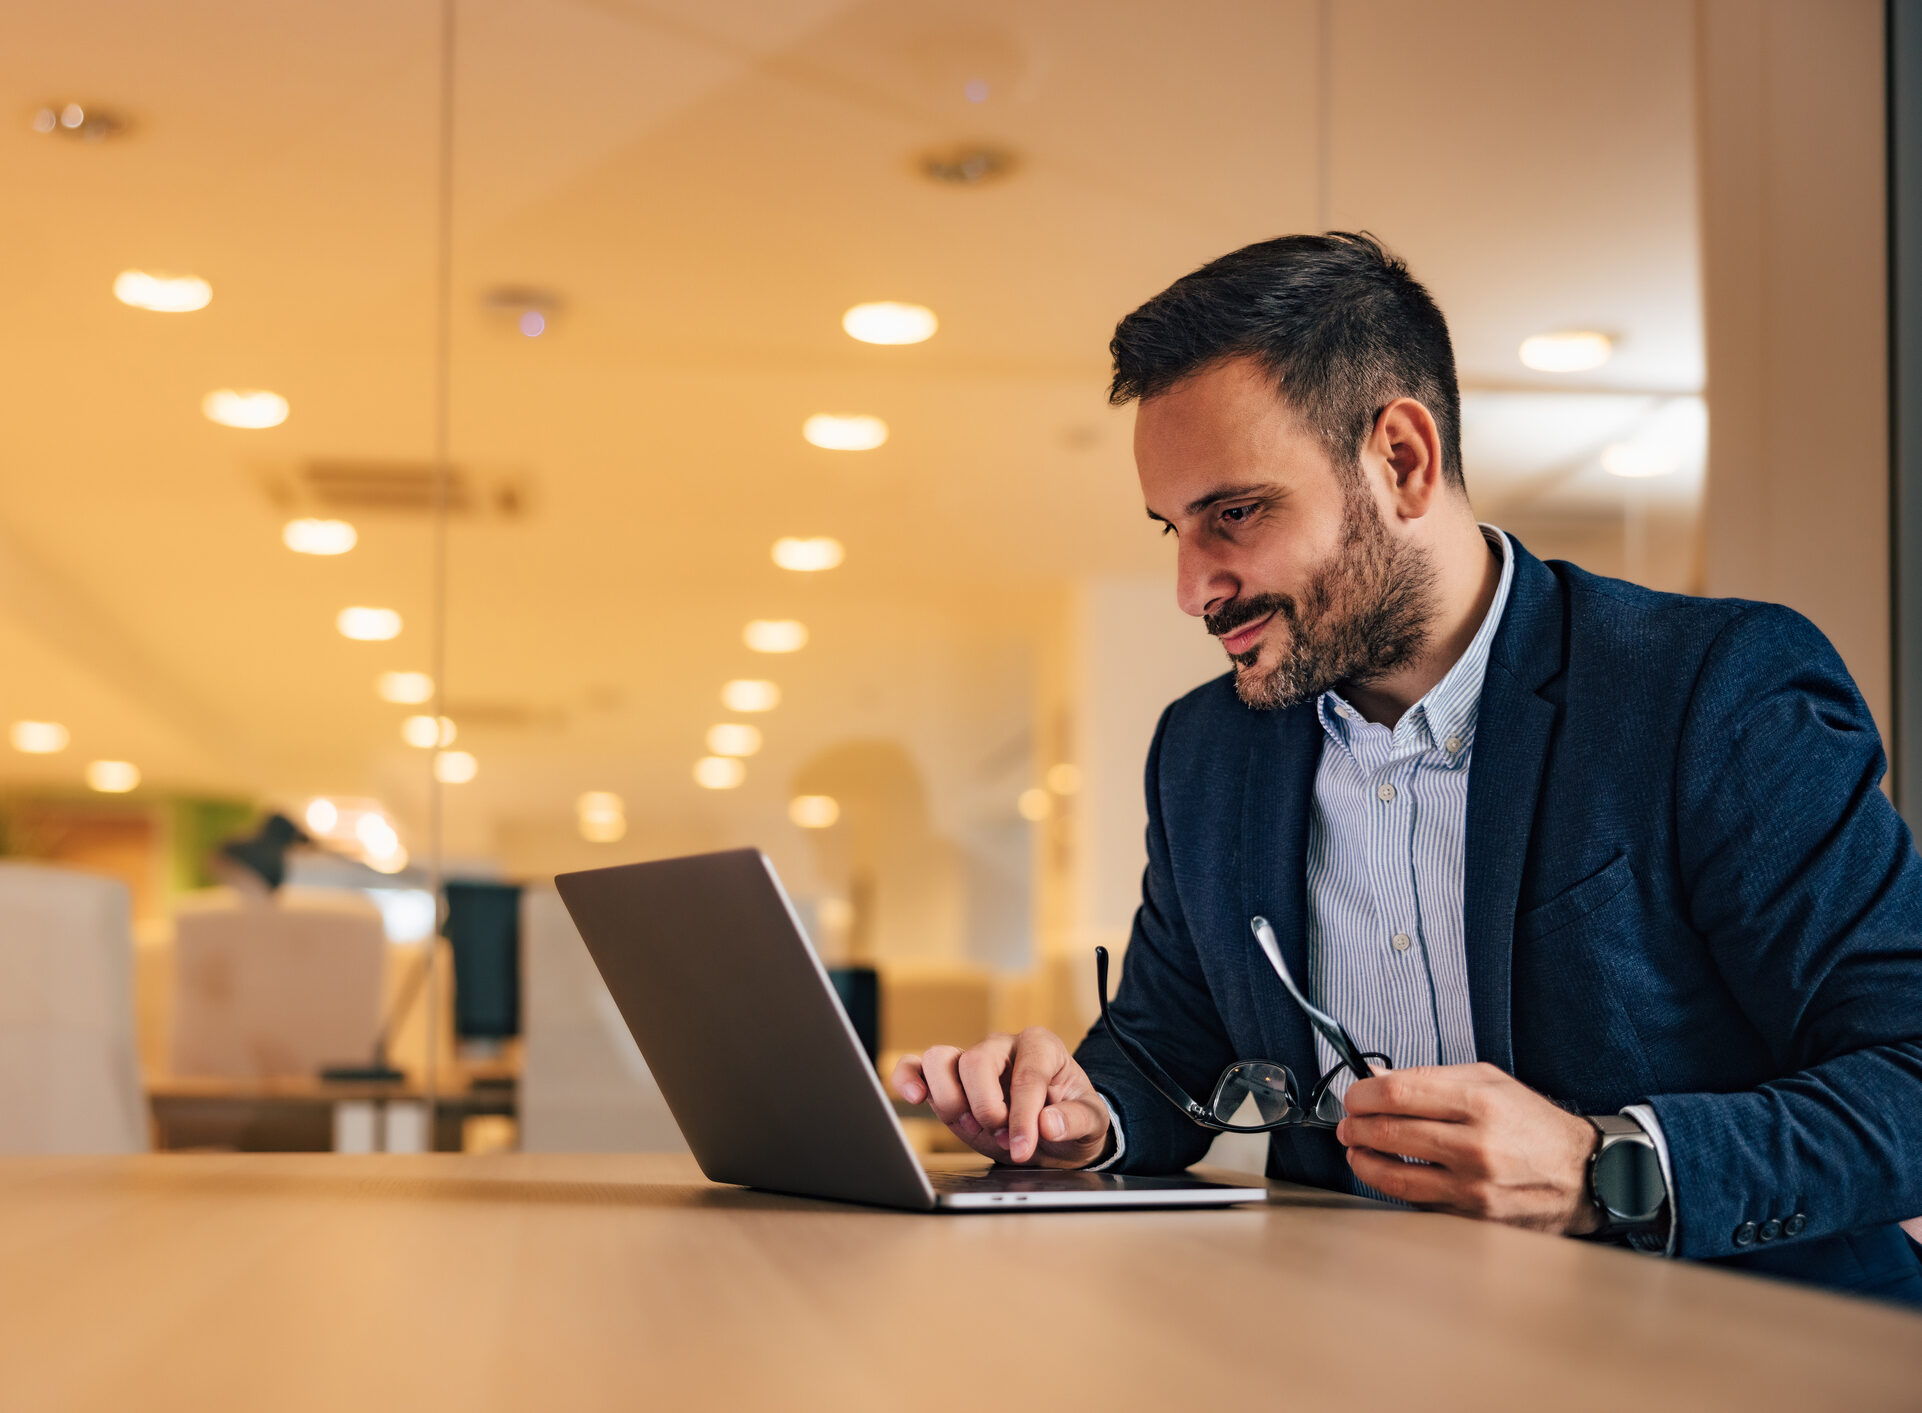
[{"xmin": 1038, "ymin": 1096, "xmax": 1108, "ymax": 1149}]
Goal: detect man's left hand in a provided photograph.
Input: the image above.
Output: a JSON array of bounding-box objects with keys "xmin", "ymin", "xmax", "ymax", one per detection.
[{"xmin": 1336, "ymin": 1062, "xmax": 1602, "ymax": 1235}]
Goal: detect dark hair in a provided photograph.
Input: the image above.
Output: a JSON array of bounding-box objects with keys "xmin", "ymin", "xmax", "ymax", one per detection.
[{"xmin": 1108, "ymin": 232, "xmax": 1464, "ymax": 488}]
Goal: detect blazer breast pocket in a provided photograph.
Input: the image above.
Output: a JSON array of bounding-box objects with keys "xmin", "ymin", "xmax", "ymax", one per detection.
[{"xmin": 1515, "ymin": 852, "xmax": 1634, "ymax": 945}]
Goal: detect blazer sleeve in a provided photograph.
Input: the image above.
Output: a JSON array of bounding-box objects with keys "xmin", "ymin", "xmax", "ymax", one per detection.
[
  {"xmin": 1071, "ymin": 702, "xmax": 1236, "ymax": 1175},
  {"xmin": 1651, "ymin": 603, "xmax": 1922, "ymax": 1259}
]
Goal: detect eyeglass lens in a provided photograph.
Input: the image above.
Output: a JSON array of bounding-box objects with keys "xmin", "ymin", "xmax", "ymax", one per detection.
[{"xmin": 1207, "ymin": 1062, "xmax": 1300, "ymax": 1127}]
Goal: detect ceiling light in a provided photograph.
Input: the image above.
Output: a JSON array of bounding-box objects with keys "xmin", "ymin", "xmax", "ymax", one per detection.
[
  {"xmin": 367, "ymin": 847, "xmax": 409, "ymax": 875},
  {"xmin": 772, "ymin": 536, "xmax": 845, "ymax": 572},
  {"xmin": 305, "ymin": 798, "xmax": 339, "ymax": 834},
  {"xmin": 114, "ymin": 270, "xmax": 212, "ymax": 313},
  {"xmin": 1046, "ymin": 763, "xmax": 1082, "ymax": 796},
  {"xmin": 918, "ymin": 143, "xmax": 1016, "ymax": 186},
  {"xmin": 842, "ymin": 302, "xmax": 938, "ymax": 346},
  {"xmin": 577, "ymin": 791, "xmax": 627, "ymax": 843},
  {"xmin": 377, "ymin": 672, "xmax": 434, "ymax": 705},
  {"xmin": 744, "ymin": 620, "xmax": 807, "ymax": 653},
  {"xmin": 789, "ymin": 795, "xmax": 840, "ymax": 829},
  {"xmin": 1600, "ymin": 443, "xmax": 1680, "ymax": 479},
  {"xmin": 722, "ymin": 679, "xmax": 780, "ymax": 712},
  {"xmin": 694, "ymin": 756, "xmax": 745, "ymax": 790},
  {"xmin": 203, "ymin": 389, "xmax": 289, "ymax": 429},
  {"xmin": 818, "ymin": 897, "xmax": 854, "ymax": 931},
  {"xmin": 356, "ymin": 812, "xmax": 400, "ymax": 856},
  {"xmin": 402, "ymin": 715, "xmax": 457, "ymax": 749},
  {"xmin": 1518, "ymin": 331, "xmax": 1613, "ymax": 373},
  {"xmin": 338, "ymin": 607, "xmax": 402, "ymax": 641},
  {"xmin": 86, "ymin": 760, "xmax": 140, "ymax": 793},
  {"xmin": 1017, "ymin": 787, "xmax": 1053, "ymax": 822},
  {"xmin": 706, "ymin": 723, "xmax": 763, "ymax": 757},
  {"xmin": 434, "ymin": 750, "xmax": 478, "ymax": 784},
  {"xmin": 31, "ymin": 103, "xmax": 126, "ymax": 141},
  {"xmin": 803, "ymin": 414, "xmax": 888, "ymax": 451},
  {"xmin": 283, "ymin": 518, "xmax": 357, "ymax": 555},
  {"xmin": 518, "ymin": 311, "xmax": 545, "ymax": 337},
  {"xmin": 10, "ymin": 721, "xmax": 70, "ymax": 754}
]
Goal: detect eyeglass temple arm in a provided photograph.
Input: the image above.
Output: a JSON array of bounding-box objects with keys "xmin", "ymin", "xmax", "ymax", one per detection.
[
  {"xmin": 1094, "ymin": 947, "xmax": 1212, "ymax": 1124},
  {"xmin": 1249, "ymin": 918, "xmax": 1374, "ymax": 1080}
]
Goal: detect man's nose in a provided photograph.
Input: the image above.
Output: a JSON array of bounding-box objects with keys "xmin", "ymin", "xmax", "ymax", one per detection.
[{"xmin": 1175, "ymin": 541, "xmax": 1236, "ymax": 620}]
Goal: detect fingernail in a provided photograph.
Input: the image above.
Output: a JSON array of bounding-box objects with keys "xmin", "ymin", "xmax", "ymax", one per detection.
[
  {"xmin": 1042, "ymin": 1110, "xmax": 1064, "ymax": 1140},
  {"xmin": 1012, "ymin": 1136, "xmax": 1032, "ymax": 1161},
  {"xmin": 957, "ymin": 1113, "xmax": 980, "ymax": 1137},
  {"xmin": 904, "ymin": 1083, "xmax": 923, "ymax": 1102},
  {"xmin": 993, "ymin": 1127, "xmax": 1009, "ymax": 1145}
]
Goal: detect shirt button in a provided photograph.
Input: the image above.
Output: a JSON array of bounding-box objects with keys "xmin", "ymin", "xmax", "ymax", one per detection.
[
  {"xmin": 1391, "ymin": 933, "xmax": 1412, "ymax": 952},
  {"xmin": 1376, "ymin": 782, "xmax": 1396, "ymax": 802},
  {"xmin": 1732, "ymin": 1222, "xmax": 1757, "ymax": 1248},
  {"xmin": 1444, "ymin": 735, "xmax": 1463, "ymax": 753}
]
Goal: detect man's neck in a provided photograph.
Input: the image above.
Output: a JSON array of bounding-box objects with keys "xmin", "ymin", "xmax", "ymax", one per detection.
[{"xmin": 1342, "ymin": 518, "xmax": 1502, "ymax": 728}]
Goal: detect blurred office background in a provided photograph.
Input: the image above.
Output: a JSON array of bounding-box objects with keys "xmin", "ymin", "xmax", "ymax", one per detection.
[{"xmin": 0, "ymin": 1, "xmax": 1900, "ymax": 1158}]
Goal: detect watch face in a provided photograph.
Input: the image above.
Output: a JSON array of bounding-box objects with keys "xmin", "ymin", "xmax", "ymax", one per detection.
[{"xmin": 1594, "ymin": 1138, "xmax": 1665, "ymax": 1223}]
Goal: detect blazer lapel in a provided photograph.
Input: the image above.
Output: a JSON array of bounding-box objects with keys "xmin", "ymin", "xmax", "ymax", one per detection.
[
  {"xmin": 1238, "ymin": 702, "xmax": 1324, "ymax": 1084},
  {"xmin": 1462, "ymin": 542, "xmax": 1565, "ymax": 1073}
]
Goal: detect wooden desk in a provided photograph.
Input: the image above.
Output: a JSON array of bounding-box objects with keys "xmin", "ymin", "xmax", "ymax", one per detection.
[
  {"xmin": 0, "ymin": 1153, "xmax": 1915, "ymax": 1411},
  {"xmin": 147, "ymin": 1078, "xmax": 516, "ymax": 1152}
]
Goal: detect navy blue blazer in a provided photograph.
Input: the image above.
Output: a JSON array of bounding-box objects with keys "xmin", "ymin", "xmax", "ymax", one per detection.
[{"xmin": 1075, "ymin": 538, "xmax": 1922, "ymax": 1303}]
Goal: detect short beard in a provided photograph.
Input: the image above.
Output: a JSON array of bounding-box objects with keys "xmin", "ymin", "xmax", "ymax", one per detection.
[{"xmin": 1206, "ymin": 485, "xmax": 1438, "ymax": 711}]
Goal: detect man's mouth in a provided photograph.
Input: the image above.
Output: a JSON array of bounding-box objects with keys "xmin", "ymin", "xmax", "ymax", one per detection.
[{"xmin": 1217, "ymin": 610, "xmax": 1275, "ymax": 658}]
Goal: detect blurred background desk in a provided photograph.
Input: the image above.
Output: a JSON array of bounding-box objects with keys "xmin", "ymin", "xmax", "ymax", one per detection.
[
  {"xmin": 0, "ymin": 1152, "xmax": 1916, "ymax": 1413},
  {"xmin": 147, "ymin": 1077, "xmax": 517, "ymax": 1154}
]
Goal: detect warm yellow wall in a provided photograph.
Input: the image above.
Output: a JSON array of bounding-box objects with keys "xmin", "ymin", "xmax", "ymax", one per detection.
[{"xmin": 1697, "ymin": 0, "xmax": 1891, "ymax": 742}]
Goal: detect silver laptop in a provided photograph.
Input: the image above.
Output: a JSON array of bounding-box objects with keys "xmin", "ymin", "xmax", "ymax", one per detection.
[{"xmin": 554, "ymin": 849, "xmax": 1267, "ymax": 1211}]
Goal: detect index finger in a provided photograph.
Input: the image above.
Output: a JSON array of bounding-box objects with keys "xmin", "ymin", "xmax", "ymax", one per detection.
[
  {"xmin": 1341, "ymin": 1066, "xmax": 1478, "ymax": 1122},
  {"xmin": 891, "ymin": 1054, "xmax": 928, "ymax": 1105},
  {"xmin": 1004, "ymin": 1028, "xmax": 1066, "ymax": 1163}
]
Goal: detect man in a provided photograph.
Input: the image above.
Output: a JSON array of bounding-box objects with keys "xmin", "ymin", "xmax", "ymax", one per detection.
[{"xmin": 892, "ymin": 233, "xmax": 1922, "ymax": 1302}]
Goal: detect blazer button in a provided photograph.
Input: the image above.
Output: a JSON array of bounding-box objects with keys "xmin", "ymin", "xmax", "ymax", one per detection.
[
  {"xmin": 1733, "ymin": 1222, "xmax": 1758, "ymax": 1247},
  {"xmin": 1759, "ymin": 1219, "xmax": 1781, "ymax": 1243},
  {"xmin": 1784, "ymin": 1213, "xmax": 1807, "ymax": 1237}
]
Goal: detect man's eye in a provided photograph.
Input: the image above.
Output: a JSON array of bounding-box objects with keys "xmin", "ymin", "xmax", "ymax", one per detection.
[{"xmin": 1221, "ymin": 505, "xmax": 1252, "ymax": 523}]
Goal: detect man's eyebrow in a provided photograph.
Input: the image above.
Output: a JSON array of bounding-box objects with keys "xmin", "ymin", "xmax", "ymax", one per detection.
[{"xmin": 1144, "ymin": 483, "xmax": 1278, "ymax": 524}]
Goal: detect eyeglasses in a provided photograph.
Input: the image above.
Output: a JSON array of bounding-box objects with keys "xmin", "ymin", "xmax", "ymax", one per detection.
[{"xmin": 1092, "ymin": 917, "xmax": 1385, "ymax": 1134}]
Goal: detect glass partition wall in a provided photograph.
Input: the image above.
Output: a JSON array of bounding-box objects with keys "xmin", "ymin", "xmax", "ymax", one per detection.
[{"xmin": 1, "ymin": 0, "xmax": 1706, "ymax": 1156}]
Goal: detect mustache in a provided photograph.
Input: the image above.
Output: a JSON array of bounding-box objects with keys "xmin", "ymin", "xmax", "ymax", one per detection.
[{"xmin": 1205, "ymin": 593, "xmax": 1291, "ymax": 639}]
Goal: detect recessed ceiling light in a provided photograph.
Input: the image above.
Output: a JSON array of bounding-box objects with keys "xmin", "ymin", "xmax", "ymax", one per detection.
[
  {"xmin": 338, "ymin": 607, "xmax": 402, "ymax": 641},
  {"xmin": 356, "ymin": 811, "xmax": 401, "ymax": 858},
  {"xmin": 114, "ymin": 270, "xmax": 212, "ymax": 313},
  {"xmin": 694, "ymin": 756, "xmax": 745, "ymax": 790},
  {"xmin": 283, "ymin": 518, "xmax": 357, "ymax": 555},
  {"xmin": 31, "ymin": 103, "xmax": 126, "ymax": 142},
  {"xmin": 706, "ymin": 723, "xmax": 763, "ymax": 758},
  {"xmin": 377, "ymin": 671, "xmax": 434, "ymax": 704},
  {"xmin": 305, "ymin": 798, "xmax": 339, "ymax": 834},
  {"xmin": 842, "ymin": 302, "xmax": 938, "ymax": 345},
  {"xmin": 86, "ymin": 760, "xmax": 140, "ymax": 793},
  {"xmin": 367, "ymin": 848, "xmax": 409, "ymax": 875},
  {"xmin": 402, "ymin": 715, "xmax": 457, "ymax": 749},
  {"xmin": 203, "ymin": 388, "xmax": 289, "ymax": 429},
  {"xmin": 10, "ymin": 721, "xmax": 70, "ymax": 754},
  {"xmin": 577, "ymin": 791, "xmax": 626, "ymax": 843},
  {"xmin": 789, "ymin": 795, "xmax": 840, "ymax": 829},
  {"xmin": 434, "ymin": 750, "xmax": 478, "ymax": 784},
  {"xmin": 917, "ymin": 143, "xmax": 1016, "ymax": 186},
  {"xmin": 803, "ymin": 414, "xmax": 888, "ymax": 451},
  {"xmin": 1600, "ymin": 443, "xmax": 1679, "ymax": 479},
  {"xmin": 721, "ymin": 679, "xmax": 780, "ymax": 712},
  {"xmin": 1518, "ymin": 331, "xmax": 1613, "ymax": 373},
  {"xmin": 772, "ymin": 536, "xmax": 845, "ymax": 572},
  {"xmin": 744, "ymin": 620, "xmax": 807, "ymax": 653},
  {"xmin": 1017, "ymin": 787, "xmax": 1053, "ymax": 821},
  {"xmin": 1046, "ymin": 763, "xmax": 1082, "ymax": 795}
]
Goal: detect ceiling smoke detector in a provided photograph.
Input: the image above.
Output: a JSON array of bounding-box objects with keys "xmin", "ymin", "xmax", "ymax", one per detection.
[
  {"xmin": 916, "ymin": 143, "xmax": 1016, "ymax": 187},
  {"xmin": 30, "ymin": 103, "xmax": 128, "ymax": 142}
]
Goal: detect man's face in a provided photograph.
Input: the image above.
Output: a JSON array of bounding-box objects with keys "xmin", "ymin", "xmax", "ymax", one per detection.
[{"xmin": 1134, "ymin": 356, "xmax": 1435, "ymax": 709}]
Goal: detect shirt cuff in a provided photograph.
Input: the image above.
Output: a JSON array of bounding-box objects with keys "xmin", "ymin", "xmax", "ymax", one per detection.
[
  {"xmin": 1087, "ymin": 1092, "xmax": 1127, "ymax": 1172},
  {"xmin": 1620, "ymin": 1103, "xmax": 1678, "ymax": 1257}
]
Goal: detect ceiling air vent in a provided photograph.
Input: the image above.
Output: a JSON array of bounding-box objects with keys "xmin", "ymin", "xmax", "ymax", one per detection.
[{"xmin": 258, "ymin": 460, "xmax": 531, "ymax": 520}]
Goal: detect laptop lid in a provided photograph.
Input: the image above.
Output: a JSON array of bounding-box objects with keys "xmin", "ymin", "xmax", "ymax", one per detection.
[{"xmin": 554, "ymin": 849, "xmax": 937, "ymax": 1210}]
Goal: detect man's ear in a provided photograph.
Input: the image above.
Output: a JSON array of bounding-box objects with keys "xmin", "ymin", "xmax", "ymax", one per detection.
[{"xmin": 1368, "ymin": 398, "xmax": 1446, "ymax": 520}]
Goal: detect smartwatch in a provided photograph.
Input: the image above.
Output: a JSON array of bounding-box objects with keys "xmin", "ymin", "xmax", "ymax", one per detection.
[{"xmin": 1585, "ymin": 1114, "xmax": 1668, "ymax": 1236}]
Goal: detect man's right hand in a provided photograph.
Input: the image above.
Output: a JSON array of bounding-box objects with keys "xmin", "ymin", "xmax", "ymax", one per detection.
[{"xmin": 890, "ymin": 1027, "xmax": 1113, "ymax": 1168}]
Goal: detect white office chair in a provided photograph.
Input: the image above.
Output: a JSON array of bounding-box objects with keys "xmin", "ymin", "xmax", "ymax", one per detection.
[
  {"xmin": 518, "ymin": 885, "xmax": 686, "ymax": 1153},
  {"xmin": 0, "ymin": 862, "xmax": 146, "ymax": 1153}
]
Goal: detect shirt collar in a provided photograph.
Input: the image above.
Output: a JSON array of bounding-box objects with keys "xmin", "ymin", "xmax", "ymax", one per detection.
[{"xmin": 1317, "ymin": 525, "xmax": 1515, "ymax": 766}]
